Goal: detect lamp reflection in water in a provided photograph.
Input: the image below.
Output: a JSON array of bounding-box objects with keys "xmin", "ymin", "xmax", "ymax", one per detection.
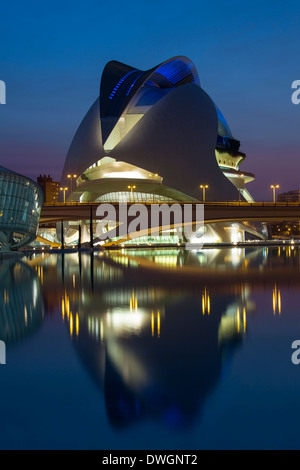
[
  {"xmin": 202, "ymin": 287, "xmax": 210, "ymax": 315},
  {"xmin": 273, "ymin": 284, "xmax": 282, "ymax": 316}
]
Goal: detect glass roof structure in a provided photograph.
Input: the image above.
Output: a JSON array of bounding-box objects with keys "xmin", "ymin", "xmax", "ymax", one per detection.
[{"xmin": 0, "ymin": 167, "xmax": 43, "ymax": 250}]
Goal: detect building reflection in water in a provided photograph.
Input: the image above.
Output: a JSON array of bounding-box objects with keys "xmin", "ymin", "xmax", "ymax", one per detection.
[
  {"xmin": 17, "ymin": 246, "xmax": 293, "ymax": 430},
  {"xmin": 76, "ymin": 290, "xmax": 248, "ymax": 429},
  {"xmin": 0, "ymin": 261, "xmax": 44, "ymax": 344},
  {"xmin": 25, "ymin": 251, "xmax": 257, "ymax": 430},
  {"xmin": 112, "ymin": 245, "xmax": 300, "ymax": 271}
]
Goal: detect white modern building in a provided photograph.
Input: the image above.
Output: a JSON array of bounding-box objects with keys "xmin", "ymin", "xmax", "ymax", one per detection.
[{"xmin": 57, "ymin": 57, "xmax": 266, "ymax": 246}]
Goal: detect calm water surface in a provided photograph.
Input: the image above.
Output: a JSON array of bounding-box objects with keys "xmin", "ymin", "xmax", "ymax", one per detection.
[{"xmin": 1, "ymin": 246, "xmax": 300, "ymax": 450}]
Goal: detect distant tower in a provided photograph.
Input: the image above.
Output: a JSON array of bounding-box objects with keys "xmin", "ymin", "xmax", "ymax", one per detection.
[{"xmin": 37, "ymin": 175, "xmax": 60, "ymax": 204}]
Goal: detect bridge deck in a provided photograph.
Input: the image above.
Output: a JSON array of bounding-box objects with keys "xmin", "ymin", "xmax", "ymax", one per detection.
[{"xmin": 40, "ymin": 202, "xmax": 300, "ymax": 224}]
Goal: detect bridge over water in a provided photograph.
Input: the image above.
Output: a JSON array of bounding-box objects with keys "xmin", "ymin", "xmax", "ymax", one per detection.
[{"xmin": 40, "ymin": 201, "xmax": 300, "ymax": 225}]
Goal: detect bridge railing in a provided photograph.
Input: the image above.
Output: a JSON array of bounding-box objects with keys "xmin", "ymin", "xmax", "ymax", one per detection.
[{"xmin": 42, "ymin": 201, "xmax": 300, "ymax": 208}]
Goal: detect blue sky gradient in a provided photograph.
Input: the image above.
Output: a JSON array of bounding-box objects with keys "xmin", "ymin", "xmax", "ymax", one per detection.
[{"xmin": 0, "ymin": 0, "xmax": 299, "ymax": 200}]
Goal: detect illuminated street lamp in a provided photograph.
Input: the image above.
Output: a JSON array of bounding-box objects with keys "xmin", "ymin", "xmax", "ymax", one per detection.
[
  {"xmin": 271, "ymin": 185, "xmax": 280, "ymax": 203},
  {"xmin": 128, "ymin": 185, "xmax": 136, "ymax": 203},
  {"xmin": 67, "ymin": 174, "xmax": 77, "ymax": 203},
  {"xmin": 60, "ymin": 187, "xmax": 69, "ymax": 204},
  {"xmin": 200, "ymin": 185, "xmax": 209, "ymax": 203}
]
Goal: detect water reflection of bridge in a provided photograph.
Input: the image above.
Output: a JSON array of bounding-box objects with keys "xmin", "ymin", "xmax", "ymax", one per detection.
[{"xmin": 25, "ymin": 245, "xmax": 300, "ymax": 293}]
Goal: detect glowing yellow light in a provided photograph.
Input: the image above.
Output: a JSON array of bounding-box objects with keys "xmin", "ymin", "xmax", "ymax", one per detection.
[
  {"xmin": 272, "ymin": 284, "xmax": 282, "ymax": 316},
  {"xmin": 70, "ymin": 314, "xmax": 74, "ymax": 338},
  {"xmin": 129, "ymin": 290, "xmax": 138, "ymax": 312},
  {"xmin": 62, "ymin": 298, "xmax": 65, "ymax": 321},
  {"xmin": 76, "ymin": 314, "xmax": 79, "ymax": 337},
  {"xmin": 157, "ymin": 311, "xmax": 161, "ymax": 338},
  {"xmin": 151, "ymin": 312, "xmax": 155, "ymax": 337},
  {"xmin": 202, "ymin": 288, "xmax": 210, "ymax": 315},
  {"xmin": 237, "ymin": 307, "xmax": 240, "ymax": 334},
  {"xmin": 243, "ymin": 307, "xmax": 246, "ymax": 333},
  {"xmin": 66, "ymin": 297, "xmax": 70, "ymax": 320},
  {"xmin": 273, "ymin": 285, "xmax": 277, "ymax": 315}
]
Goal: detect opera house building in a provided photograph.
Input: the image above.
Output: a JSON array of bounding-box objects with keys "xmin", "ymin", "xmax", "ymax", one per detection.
[
  {"xmin": 59, "ymin": 56, "xmax": 266, "ymax": 246},
  {"xmin": 0, "ymin": 167, "xmax": 43, "ymax": 251}
]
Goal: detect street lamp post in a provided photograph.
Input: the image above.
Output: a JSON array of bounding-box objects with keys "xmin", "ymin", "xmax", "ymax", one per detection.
[
  {"xmin": 60, "ymin": 187, "xmax": 69, "ymax": 204},
  {"xmin": 200, "ymin": 185, "xmax": 209, "ymax": 203},
  {"xmin": 128, "ymin": 185, "xmax": 136, "ymax": 203},
  {"xmin": 271, "ymin": 185, "xmax": 280, "ymax": 203},
  {"xmin": 67, "ymin": 174, "xmax": 77, "ymax": 203}
]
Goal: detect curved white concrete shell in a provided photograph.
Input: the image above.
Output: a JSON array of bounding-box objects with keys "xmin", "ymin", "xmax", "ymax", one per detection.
[
  {"xmin": 57, "ymin": 56, "xmax": 265, "ymax": 246},
  {"xmin": 61, "ymin": 56, "xmax": 253, "ymax": 203}
]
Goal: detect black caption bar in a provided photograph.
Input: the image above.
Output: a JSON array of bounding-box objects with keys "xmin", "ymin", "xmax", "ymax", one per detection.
[{"xmin": 99, "ymin": 452, "xmax": 200, "ymax": 466}]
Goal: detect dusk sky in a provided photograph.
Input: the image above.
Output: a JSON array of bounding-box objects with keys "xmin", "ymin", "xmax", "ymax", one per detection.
[{"xmin": 0, "ymin": 0, "xmax": 299, "ymax": 201}]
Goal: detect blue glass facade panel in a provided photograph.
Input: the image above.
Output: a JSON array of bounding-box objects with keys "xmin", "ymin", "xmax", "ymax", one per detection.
[{"xmin": 0, "ymin": 169, "xmax": 43, "ymax": 249}]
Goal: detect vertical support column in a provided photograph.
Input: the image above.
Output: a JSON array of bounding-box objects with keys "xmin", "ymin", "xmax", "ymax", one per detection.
[{"xmin": 90, "ymin": 206, "xmax": 94, "ymax": 249}]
